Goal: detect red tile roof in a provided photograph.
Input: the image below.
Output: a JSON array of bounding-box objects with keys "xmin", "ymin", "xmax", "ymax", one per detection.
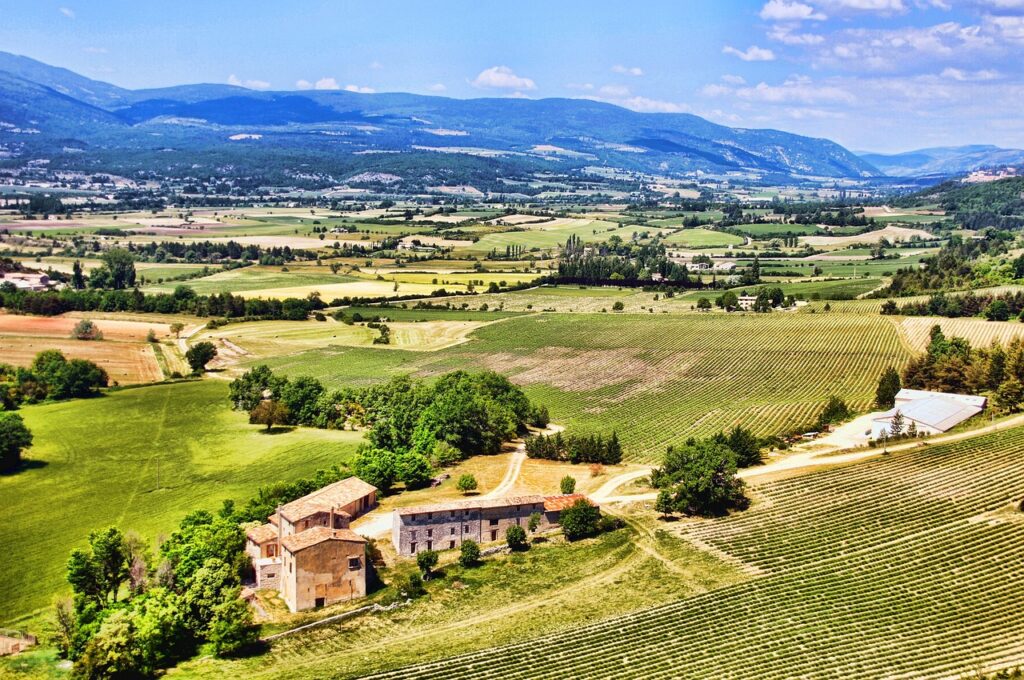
[
  {"xmin": 280, "ymin": 527, "xmax": 366, "ymax": 553},
  {"xmin": 543, "ymin": 494, "xmax": 596, "ymax": 512}
]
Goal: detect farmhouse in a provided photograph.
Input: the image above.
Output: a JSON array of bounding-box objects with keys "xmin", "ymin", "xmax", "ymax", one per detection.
[
  {"xmin": 738, "ymin": 295, "xmax": 758, "ymax": 311},
  {"xmin": 391, "ymin": 494, "xmax": 597, "ymax": 557},
  {"xmin": 1, "ymin": 272, "xmax": 50, "ymax": 291},
  {"xmin": 244, "ymin": 476, "xmax": 377, "ymax": 612},
  {"xmin": 871, "ymin": 389, "xmax": 986, "ymax": 440}
]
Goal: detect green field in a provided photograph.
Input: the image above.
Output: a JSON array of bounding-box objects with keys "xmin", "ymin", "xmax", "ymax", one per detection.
[
  {"xmin": 0, "ymin": 381, "xmax": 362, "ymax": 624},
  {"xmin": 662, "ymin": 228, "xmax": 745, "ymax": 248},
  {"xmin": 462, "ymin": 220, "xmax": 630, "ymax": 254},
  {"xmin": 364, "ymin": 425, "xmax": 1024, "ymax": 679},
  {"xmin": 143, "ymin": 265, "xmax": 360, "ymax": 295},
  {"xmin": 731, "ymin": 223, "xmax": 822, "ymax": 236},
  {"xmin": 259, "ymin": 312, "xmax": 909, "ymax": 461}
]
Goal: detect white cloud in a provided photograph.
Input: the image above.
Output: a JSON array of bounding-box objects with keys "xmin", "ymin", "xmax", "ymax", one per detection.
[
  {"xmin": 713, "ymin": 76, "xmax": 857, "ymax": 104},
  {"xmin": 599, "ymin": 84, "xmax": 631, "ymax": 97},
  {"xmin": 985, "ymin": 15, "xmax": 1024, "ymax": 43},
  {"xmin": 768, "ymin": 25, "xmax": 826, "ymax": 44},
  {"xmin": 817, "ymin": 0, "xmax": 906, "ymax": 11},
  {"xmin": 721, "ymin": 74, "xmax": 747, "ymax": 85},
  {"xmin": 470, "ymin": 66, "xmax": 537, "ymax": 90},
  {"xmin": 295, "ymin": 79, "xmax": 313, "ymax": 90},
  {"xmin": 227, "ymin": 74, "xmax": 271, "ymax": 90},
  {"xmin": 344, "ymin": 83, "xmax": 375, "ymax": 93},
  {"xmin": 59, "ymin": 7, "xmax": 75, "ymax": 18},
  {"xmin": 315, "ymin": 77, "xmax": 341, "ymax": 90},
  {"xmin": 760, "ymin": 0, "xmax": 827, "ymax": 21},
  {"xmin": 427, "ymin": 83, "xmax": 447, "ymax": 92},
  {"xmin": 941, "ymin": 67, "xmax": 999, "ymax": 80},
  {"xmin": 618, "ymin": 96, "xmax": 690, "ymax": 113},
  {"xmin": 612, "ymin": 64, "xmax": 644, "ymax": 76},
  {"xmin": 723, "ymin": 45, "xmax": 777, "ymax": 61}
]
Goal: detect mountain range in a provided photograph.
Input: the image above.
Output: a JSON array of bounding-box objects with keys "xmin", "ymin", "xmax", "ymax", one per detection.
[
  {"xmin": 1, "ymin": 50, "xmax": 1007, "ymax": 186},
  {"xmin": 857, "ymin": 145, "xmax": 1024, "ymax": 178}
]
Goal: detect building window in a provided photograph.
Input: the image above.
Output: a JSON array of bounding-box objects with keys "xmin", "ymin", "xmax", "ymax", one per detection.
[
  {"xmin": 348, "ymin": 557, "xmax": 361, "ymax": 570},
  {"xmin": 427, "ymin": 541, "xmax": 432, "ymax": 550},
  {"xmin": 490, "ymin": 530, "xmax": 497, "ymax": 541},
  {"xmin": 463, "ymin": 525, "xmax": 469, "ymax": 533},
  {"xmin": 449, "ymin": 541, "xmax": 455, "ymax": 549},
  {"xmin": 315, "ymin": 597, "xmax": 325, "ymax": 608},
  {"xmin": 267, "ymin": 572, "xmax": 276, "ymax": 579},
  {"xmin": 450, "ymin": 511, "xmax": 456, "ymax": 518},
  {"xmin": 427, "ymin": 529, "xmax": 433, "ymax": 538},
  {"xmin": 427, "ymin": 512, "xmax": 432, "ymax": 520},
  {"xmin": 489, "ymin": 518, "xmax": 498, "ymax": 526},
  {"xmin": 411, "ymin": 531, "xmax": 417, "ymax": 540},
  {"xmin": 410, "ymin": 542, "xmax": 417, "ymax": 553},
  {"xmin": 450, "ymin": 527, "xmax": 456, "ymax": 535}
]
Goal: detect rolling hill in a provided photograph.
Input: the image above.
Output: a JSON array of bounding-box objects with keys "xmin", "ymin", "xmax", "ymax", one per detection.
[{"xmin": 859, "ymin": 145, "xmax": 1024, "ymax": 178}]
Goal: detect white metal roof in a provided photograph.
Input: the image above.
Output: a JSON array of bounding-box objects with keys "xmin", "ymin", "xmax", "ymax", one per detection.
[
  {"xmin": 873, "ymin": 396, "xmax": 983, "ymax": 432},
  {"xmin": 894, "ymin": 388, "xmax": 987, "ymax": 409}
]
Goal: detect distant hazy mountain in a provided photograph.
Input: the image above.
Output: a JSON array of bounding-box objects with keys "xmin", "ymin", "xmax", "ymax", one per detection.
[
  {"xmin": 0, "ymin": 50, "xmax": 882, "ymax": 181},
  {"xmin": 858, "ymin": 145, "xmax": 1024, "ymax": 178}
]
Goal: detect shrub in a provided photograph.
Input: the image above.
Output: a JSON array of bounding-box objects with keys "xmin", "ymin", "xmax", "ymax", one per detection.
[
  {"xmin": 459, "ymin": 540, "xmax": 480, "ymax": 568},
  {"xmin": 71, "ymin": 319, "xmax": 103, "ymax": 341},
  {"xmin": 456, "ymin": 474, "xmax": 478, "ymax": 495},
  {"xmin": 405, "ymin": 572, "xmax": 426, "ymax": 597},
  {"xmin": 505, "ymin": 525, "xmax": 528, "ymax": 551},
  {"xmin": 416, "ymin": 549, "xmax": 438, "ymax": 578},
  {"xmin": 560, "ymin": 475, "xmax": 576, "ymax": 495},
  {"xmin": 0, "ymin": 412, "xmax": 33, "ymax": 472}
]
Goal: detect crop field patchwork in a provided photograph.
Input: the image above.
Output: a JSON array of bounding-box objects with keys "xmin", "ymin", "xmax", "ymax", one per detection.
[
  {"xmin": 260, "ymin": 312, "xmax": 910, "ymax": 462},
  {"xmin": 662, "ymin": 228, "xmax": 745, "ymax": 248},
  {"xmin": 367, "ymin": 426, "xmax": 1024, "ymax": 679}
]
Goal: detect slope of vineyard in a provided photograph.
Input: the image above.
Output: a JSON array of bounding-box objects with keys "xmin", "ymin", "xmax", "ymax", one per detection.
[
  {"xmin": 369, "ymin": 425, "xmax": 1024, "ymax": 680},
  {"xmin": 263, "ymin": 312, "xmax": 910, "ymax": 462},
  {"xmin": 900, "ymin": 315, "xmax": 1024, "ymax": 352}
]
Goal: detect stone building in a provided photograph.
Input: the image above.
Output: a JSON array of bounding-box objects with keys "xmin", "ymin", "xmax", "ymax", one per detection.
[
  {"xmin": 391, "ymin": 494, "xmax": 597, "ymax": 557},
  {"xmin": 244, "ymin": 476, "xmax": 377, "ymax": 612}
]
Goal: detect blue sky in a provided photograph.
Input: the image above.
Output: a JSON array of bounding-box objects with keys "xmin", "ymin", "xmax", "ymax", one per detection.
[{"xmin": 0, "ymin": 0, "xmax": 1022, "ymax": 152}]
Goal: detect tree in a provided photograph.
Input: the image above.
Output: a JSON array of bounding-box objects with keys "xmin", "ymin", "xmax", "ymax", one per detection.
[
  {"xmin": 816, "ymin": 396, "xmax": 851, "ymax": 430},
  {"xmin": 875, "ymin": 366, "xmax": 901, "ymax": 408},
  {"xmin": 67, "ymin": 527, "xmax": 130, "ymax": 606},
  {"xmin": 505, "ymin": 524, "xmax": 528, "ymax": 551},
  {"xmin": 985, "ymin": 299, "xmax": 1011, "ymax": 321},
  {"xmin": 716, "ymin": 291, "xmax": 739, "ymax": 311},
  {"xmin": 71, "ymin": 319, "xmax": 103, "ymax": 341},
  {"xmin": 889, "ymin": 410, "xmax": 905, "ymax": 437},
  {"xmin": 655, "ymin": 489, "xmax": 674, "ymax": 519},
  {"xmin": 650, "ymin": 440, "xmax": 748, "ymax": 517},
  {"xmin": 185, "ymin": 341, "xmax": 218, "ymax": 373},
  {"xmin": 207, "ymin": 596, "xmax": 258, "ymax": 657},
  {"xmin": 527, "ymin": 512, "xmax": 541, "ymax": 533},
  {"xmin": 353, "ymin": 447, "xmax": 398, "ymax": 494},
  {"xmin": 228, "ymin": 364, "xmax": 284, "ymax": 412},
  {"xmin": 560, "ymin": 499, "xmax": 601, "ymax": 541},
  {"xmin": 611, "ymin": 301, "xmax": 625, "ymax": 311},
  {"xmin": 170, "ymin": 322, "xmax": 185, "ymax": 339},
  {"xmin": 397, "ymin": 452, "xmax": 433, "ymax": 489},
  {"xmin": 696, "ymin": 297, "xmax": 712, "ymax": 311},
  {"xmin": 0, "ymin": 412, "xmax": 32, "ymax": 472},
  {"xmin": 726, "ymin": 426, "xmax": 761, "ymax": 467},
  {"xmin": 71, "ymin": 260, "xmax": 86, "ymax": 290},
  {"xmin": 995, "ymin": 376, "xmax": 1024, "ymax": 413},
  {"xmin": 456, "ymin": 473, "xmax": 478, "ymax": 495},
  {"xmin": 248, "ymin": 400, "xmax": 290, "ymax": 431},
  {"xmin": 559, "ymin": 475, "xmax": 577, "ymax": 495},
  {"xmin": 90, "ymin": 248, "xmax": 137, "ymax": 290},
  {"xmin": 416, "ymin": 549, "xmax": 438, "ymax": 579},
  {"xmin": 459, "ymin": 539, "xmax": 480, "ymax": 568}
]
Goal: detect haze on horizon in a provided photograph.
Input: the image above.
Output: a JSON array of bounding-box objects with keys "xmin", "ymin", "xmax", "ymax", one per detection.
[{"xmin": 0, "ymin": 0, "xmax": 1021, "ymax": 153}]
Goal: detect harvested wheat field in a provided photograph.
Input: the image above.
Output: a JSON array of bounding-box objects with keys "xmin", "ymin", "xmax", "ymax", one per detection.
[{"xmin": 899, "ymin": 315, "xmax": 1024, "ymax": 351}]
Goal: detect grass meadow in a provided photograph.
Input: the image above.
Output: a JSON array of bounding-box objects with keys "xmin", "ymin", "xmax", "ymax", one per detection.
[{"xmin": 0, "ymin": 380, "xmax": 363, "ymax": 624}]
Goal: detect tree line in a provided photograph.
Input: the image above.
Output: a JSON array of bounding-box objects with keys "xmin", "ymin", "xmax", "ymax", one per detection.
[
  {"xmin": 524, "ymin": 431, "xmax": 623, "ymax": 465},
  {"xmin": 882, "ymin": 290, "xmax": 1024, "ymax": 322}
]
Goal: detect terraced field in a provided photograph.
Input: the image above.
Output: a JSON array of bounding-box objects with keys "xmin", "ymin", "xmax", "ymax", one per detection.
[
  {"xmin": 369, "ymin": 426, "xmax": 1024, "ymax": 679},
  {"xmin": 261, "ymin": 312, "xmax": 909, "ymax": 462}
]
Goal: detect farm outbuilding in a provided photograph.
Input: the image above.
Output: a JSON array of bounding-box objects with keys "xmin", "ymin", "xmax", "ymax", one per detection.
[{"xmin": 871, "ymin": 389, "xmax": 986, "ymax": 440}]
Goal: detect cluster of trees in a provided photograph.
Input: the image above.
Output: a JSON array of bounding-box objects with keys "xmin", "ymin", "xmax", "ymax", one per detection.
[
  {"xmin": 651, "ymin": 438, "xmax": 749, "ymax": 518},
  {"xmin": 0, "ymin": 284, "xmax": 323, "ymax": 321},
  {"xmin": 557, "ymin": 237, "xmax": 705, "ymax": 287},
  {"xmin": 882, "ymin": 290, "xmax": 1024, "ymax": 321},
  {"xmin": 880, "ymin": 234, "xmax": 1015, "ymax": 296},
  {"xmin": 524, "ymin": 431, "xmax": 623, "ymax": 465},
  {"xmin": 902, "ymin": 326, "xmax": 1024, "ymax": 412},
  {"xmin": 0, "ymin": 349, "xmax": 108, "ymax": 410},
  {"xmin": 57, "ymin": 514, "xmax": 257, "ymax": 678},
  {"xmin": 229, "ymin": 367, "xmax": 548, "ymax": 493},
  {"xmin": 130, "ymin": 240, "xmax": 314, "ymax": 266},
  {"xmin": 898, "ymin": 177, "xmax": 1024, "ymax": 230}
]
